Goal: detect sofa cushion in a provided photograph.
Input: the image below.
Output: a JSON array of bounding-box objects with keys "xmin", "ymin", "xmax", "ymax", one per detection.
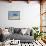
[{"xmin": 8, "ymin": 33, "xmax": 34, "ymax": 43}]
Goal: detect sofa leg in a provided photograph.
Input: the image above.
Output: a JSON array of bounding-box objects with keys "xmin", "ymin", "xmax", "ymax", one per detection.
[{"xmin": 21, "ymin": 44, "xmax": 22, "ymax": 46}]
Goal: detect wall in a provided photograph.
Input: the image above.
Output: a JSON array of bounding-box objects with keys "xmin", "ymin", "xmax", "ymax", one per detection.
[{"xmin": 0, "ymin": 1, "xmax": 40, "ymax": 28}]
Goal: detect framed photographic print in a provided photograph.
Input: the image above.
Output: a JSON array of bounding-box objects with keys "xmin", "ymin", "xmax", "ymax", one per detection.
[{"xmin": 8, "ymin": 11, "xmax": 20, "ymax": 20}]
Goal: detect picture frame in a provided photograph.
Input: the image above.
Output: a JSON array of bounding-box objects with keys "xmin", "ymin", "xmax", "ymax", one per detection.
[{"xmin": 8, "ymin": 11, "xmax": 20, "ymax": 20}]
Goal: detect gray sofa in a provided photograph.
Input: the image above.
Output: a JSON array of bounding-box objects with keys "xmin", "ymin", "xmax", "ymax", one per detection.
[
  {"xmin": 9, "ymin": 33, "xmax": 34, "ymax": 43},
  {"xmin": 4, "ymin": 27, "xmax": 34, "ymax": 43}
]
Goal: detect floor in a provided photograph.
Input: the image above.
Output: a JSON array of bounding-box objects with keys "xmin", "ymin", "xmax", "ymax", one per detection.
[
  {"xmin": 16, "ymin": 40, "xmax": 46, "ymax": 46},
  {"xmin": 0, "ymin": 40, "xmax": 46, "ymax": 46}
]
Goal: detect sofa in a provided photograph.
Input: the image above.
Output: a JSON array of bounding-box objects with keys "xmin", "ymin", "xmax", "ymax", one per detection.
[{"xmin": 6, "ymin": 27, "xmax": 34, "ymax": 43}]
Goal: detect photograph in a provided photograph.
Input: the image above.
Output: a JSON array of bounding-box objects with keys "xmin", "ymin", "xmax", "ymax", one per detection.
[{"xmin": 8, "ymin": 11, "xmax": 20, "ymax": 20}]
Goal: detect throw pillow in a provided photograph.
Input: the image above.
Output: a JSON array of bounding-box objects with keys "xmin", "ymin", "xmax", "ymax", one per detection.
[
  {"xmin": 14, "ymin": 28, "xmax": 21, "ymax": 33},
  {"xmin": 8, "ymin": 27, "xmax": 14, "ymax": 34},
  {"xmin": 24, "ymin": 28, "xmax": 31, "ymax": 35},
  {"xmin": 21, "ymin": 28, "xmax": 27, "ymax": 35}
]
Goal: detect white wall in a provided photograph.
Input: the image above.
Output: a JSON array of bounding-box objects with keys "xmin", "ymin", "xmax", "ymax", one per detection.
[{"xmin": 0, "ymin": 1, "xmax": 40, "ymax": 28}]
